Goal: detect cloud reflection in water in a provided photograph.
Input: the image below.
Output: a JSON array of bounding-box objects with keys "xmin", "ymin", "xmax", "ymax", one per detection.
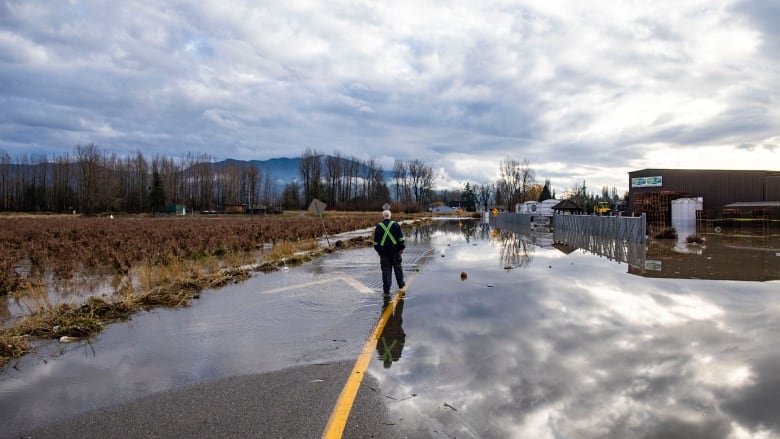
[{"xmin": 373, "ymin": 221, "xmax": 780, "ymax": 438}]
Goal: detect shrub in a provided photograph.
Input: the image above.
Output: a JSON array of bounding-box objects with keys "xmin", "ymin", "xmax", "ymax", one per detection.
[
  {"xmin": 685, "ymin": 234, "xmax": 704, "ymax": 244},
  {"xmin": 654, "ymin": 227, "xmax": 677, "ymax": 239}
]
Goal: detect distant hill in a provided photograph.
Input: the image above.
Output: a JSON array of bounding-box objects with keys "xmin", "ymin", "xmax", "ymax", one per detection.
[
  {"xmin": 2, "ymin": 155, "xmax": 393, "ymax": 185},
  {"xmin": 213, "ymin": 157, "xmax": 301, "ymax": 183},
  {"xmin": 208, "ymin": 156, "xmax": 394, "ymax": 184}
]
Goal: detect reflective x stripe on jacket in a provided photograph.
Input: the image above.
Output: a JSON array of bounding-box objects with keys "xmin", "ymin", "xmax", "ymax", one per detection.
[{"xmin": 378, "ymin": 221, "xmax": 397, "ymax": 245}]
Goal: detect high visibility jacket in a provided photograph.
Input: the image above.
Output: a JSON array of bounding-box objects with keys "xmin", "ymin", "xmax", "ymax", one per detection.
[{"xmin": 373, "ymin": 219, "xmax": 405, "ymax": 255}]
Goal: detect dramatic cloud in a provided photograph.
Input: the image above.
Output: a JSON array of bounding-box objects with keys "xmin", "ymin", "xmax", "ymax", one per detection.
[{"xmin": 1, "ymin": 0, "xmax": 778, "ymax": 193}]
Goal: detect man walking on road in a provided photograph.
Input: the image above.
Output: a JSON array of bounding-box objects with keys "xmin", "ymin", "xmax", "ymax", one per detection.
[{"xmin": 373, "ymin": 209, "xmax": 405, "ymax": 295}]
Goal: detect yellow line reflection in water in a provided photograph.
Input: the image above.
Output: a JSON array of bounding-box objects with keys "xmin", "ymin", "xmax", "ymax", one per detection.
[{"xmin": 321, "ymin": 286, "xmax": 408, "ymax": 439}]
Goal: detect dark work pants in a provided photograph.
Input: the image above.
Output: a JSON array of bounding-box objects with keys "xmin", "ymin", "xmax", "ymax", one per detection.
[{"xmin": 379, "ymin": 252, "xmax": 404, "ymax": 294}]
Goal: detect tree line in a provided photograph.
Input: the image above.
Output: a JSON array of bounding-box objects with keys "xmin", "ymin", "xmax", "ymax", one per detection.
[
  {"xmin": 442, "ymin": 156, "xmax": 625, "ymax": 214},
  {"xmin": 0, "ymin": 145, "xmax": 440, "ymax": 214},
  {"xmin": 0, "ymin": 144, "xmax": 622, "ymax": 215},
  {"xmin": 0, "ymin": 145, "xmax": 279, "ymax": 214},
  {"xmin": 489, "ymin": 155, "xmax": 625, "ymax": 213},
  {"xmin": 286, "ymin": 149, "xmax": 437, "ymax": 212}
]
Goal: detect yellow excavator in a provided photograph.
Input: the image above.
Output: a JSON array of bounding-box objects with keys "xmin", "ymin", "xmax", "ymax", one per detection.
[{"xmin": 593, "ymin": 201, "xmax": 611, "ymax": 215}]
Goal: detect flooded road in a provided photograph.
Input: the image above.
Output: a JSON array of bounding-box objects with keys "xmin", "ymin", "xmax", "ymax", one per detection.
[
  {"xmin": 0, "ymin": 242, "xmax": 436, "ymax": 437},
  {"xmin": 371, "ymin": 218, "xmax": 780, "ymax": 438},
  {"xmin": 2, "ymin": 217, "xmax": 780, "ymax": 438}
]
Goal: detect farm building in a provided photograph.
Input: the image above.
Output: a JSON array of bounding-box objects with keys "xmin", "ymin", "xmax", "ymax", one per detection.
[
  {"xmin": 163, "ymin": 204, "xmax": 187, "ymax": 215},
  {"xmin": 628, "ymin": 169, "xmax": 780, "ymax": 229},
  {"xmin": 223, "ymin": 204, "xmax": 247, "ymax": 214}
]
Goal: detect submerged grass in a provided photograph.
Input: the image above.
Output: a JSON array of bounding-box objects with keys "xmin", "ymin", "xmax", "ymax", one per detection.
[
  {"xmin": 0, "ymin": 213, "xmax": 424, "ymax": 368},
  {"xmin": 0, "ymin": 261, "xmax": 254, "ymax": 368},
  {"xmin": 0, "ymin": 231, "xmax": 382, "ymax": 368}
]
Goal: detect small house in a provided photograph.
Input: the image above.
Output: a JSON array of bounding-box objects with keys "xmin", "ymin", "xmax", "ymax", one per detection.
[
  {"xmin": 551, "ymin": 199, "xmax": 584, "ymax": 215},
  {"xmin": 431, "ymin": 206, "xmax": 458, "ymax": 214}
]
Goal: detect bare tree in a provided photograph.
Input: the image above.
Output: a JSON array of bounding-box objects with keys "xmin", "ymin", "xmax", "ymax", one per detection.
[
  {"xmin": 75, "ymin": 144, "xmax": 101, "ymax": 214},
  {"xmin": 497, "ymin": 156, "xmax": 535, "ymax": 210},
  {"xmin": 342, "ymin": 156, "xmax": 359, "ymax": 203},
  {"xmin": 368, "ymin": 161, "xmax": 388, "ymax": 206},
  {"xmin": 103, "ymin": 153, "xmax": 127, "ymax": 212},
  {"xmin": 518, "ymin": 159, "xmax": 535, "ymax": 202},
  {"xmin": 151, "ymin": 155, "xmax": 182, "ymax": 209},
  {"xmin": 299, "ymin": 148, "xmax": 323, "ymax": 206},
  {"xmin": 566, "ymin": 180, "xmax": 588, "ymax": 211},
  {"xmin": 392, "ymin": 159, "xmax": 409, "ymax": 203},
  {"xmin": 221, "ymin": 162, "xmax": 242, "ymax": 205},
  {"xmin": 476, "ymin": 183, "xmax": 493, "ymax": 212},
  {"xmin": 130, "ymin": 151, "xmax": 149, "ymax": 212},
  {"xmin": 360, "ymin": 158, "xmax": 375, "ymax": 201},
  {"xmin": 0, "ymin": 149, "xmax": 9, "ymax": 211},
  {"xmin": 260, "ymin": 167, "xmax": 276, "ymax": 207},
  {"xmin": 497, "ymin": 156, "xmax": 518, "ymax": 211},
  {"xmin": 282, "ymin": 180, "xmax": 302, "ymax": 209},
  {"xmin": 325, "ymin": 153, "xmax": 343, "ymax": 207},
  {"xmin": 194, "ymin": 153, "xmax": 215, "ymax": 211},
  {"xmin": 51, "ymin": 153, "xmax": 75, "ymax": 212},
  {"xmin": 244, "ymin": 163, "xmax": 261, "ymax": 210},
  {"xmin": 407, "ymin": 159, "xmax": 435, "ymax": 207}
]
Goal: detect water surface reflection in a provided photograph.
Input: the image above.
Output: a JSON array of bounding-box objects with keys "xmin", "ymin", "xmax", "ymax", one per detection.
[
  {"xmin": 378, "ymin": 296, "xmax": 405, "ymax": 369},
  {"xmin": 0, "ymin": 248, "xmax": 388, "ymax": 436},
  {"xmin": 372, "ymin": 219, "xmax": 780, "ymax": 438}
]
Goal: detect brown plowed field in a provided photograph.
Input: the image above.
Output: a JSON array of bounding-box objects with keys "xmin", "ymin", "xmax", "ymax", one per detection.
[{"xmin": 0, "ymin": 212, "xmax": 387, "ymax": 296}]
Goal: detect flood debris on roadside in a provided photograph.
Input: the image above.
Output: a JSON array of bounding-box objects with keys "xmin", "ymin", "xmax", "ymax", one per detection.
[{"xmin": 0, "ymin": 334, "xmax": 28, "ymax": 366}]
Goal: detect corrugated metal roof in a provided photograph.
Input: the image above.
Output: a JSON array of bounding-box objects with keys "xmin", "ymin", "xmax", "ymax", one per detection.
[
  {"xmin": 630, "ymin": 169, "xmax": 780, "ymax": 175},
  {"xmin": 724, "ymin": 201, "xmax": 780, "ymax": 208}
]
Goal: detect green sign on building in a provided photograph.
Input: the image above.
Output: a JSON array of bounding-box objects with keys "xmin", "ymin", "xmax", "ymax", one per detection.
[{"xmin": 631, "ymin": 176, "xmax": 663, "ymax": 188}]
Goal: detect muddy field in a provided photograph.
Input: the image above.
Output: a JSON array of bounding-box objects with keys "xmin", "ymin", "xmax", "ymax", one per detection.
[
  {"xmin": 0, "ymin": 212, "xmax": 410, "ymax": 367},
  {"xmin": 0, "ymin": 213, "xmax": 392, "ymax": 294}
]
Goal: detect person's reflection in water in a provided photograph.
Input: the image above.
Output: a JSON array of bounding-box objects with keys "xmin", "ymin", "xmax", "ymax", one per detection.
[{"xmin": 377, "ymin": 294, "xmax": 406, "ymax": 368}]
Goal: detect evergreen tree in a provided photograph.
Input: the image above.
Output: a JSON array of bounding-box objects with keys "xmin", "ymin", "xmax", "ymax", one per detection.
[
  {"xmin": 539, "ymin": 179, "xmax": 553, "ymax": 201},
  {"xmin": 461, "ymin": 182, "xmax": 477, "ymax": 211},
  {"xmin": 281, "ymin": 181, "xmax": 301, "ymax": 210},
  {"xmin": 149, "ymin": 169, "xmax": 165, "ymax": 213}
]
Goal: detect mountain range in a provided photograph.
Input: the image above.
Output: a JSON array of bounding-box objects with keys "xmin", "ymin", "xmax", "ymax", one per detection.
[
  {"xmin": 216, "ymin": 157, "xmax": 302, "ymax": 183},
  {"xmin": 211, "ymin": 156, "xmax": 395, "ymax": 185}
]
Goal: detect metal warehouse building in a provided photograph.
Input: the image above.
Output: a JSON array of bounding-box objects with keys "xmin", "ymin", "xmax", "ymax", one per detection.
[{"xmin": 628, "ymin": 169, "xmax": 780, "ymax": 229}]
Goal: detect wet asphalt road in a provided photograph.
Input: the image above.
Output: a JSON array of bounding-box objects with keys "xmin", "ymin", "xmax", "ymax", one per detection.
[
  {"xmin": 15, "ymin": 361, "xmax": 398, "ymax": 439},
  {"xmin": 3, "ymin": 240, "xmax": 427, "ymax": 439}
]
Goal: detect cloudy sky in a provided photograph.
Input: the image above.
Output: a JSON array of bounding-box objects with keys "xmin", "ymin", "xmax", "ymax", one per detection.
[{"xmin": 1, "ymin": 0, "xmax": 779, "ymax": 194}]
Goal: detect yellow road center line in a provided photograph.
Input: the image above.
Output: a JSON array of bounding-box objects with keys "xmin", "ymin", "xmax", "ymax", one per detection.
[{"xmin": 321, "ymin": 285, "xmax": 409, "ymax": 439}]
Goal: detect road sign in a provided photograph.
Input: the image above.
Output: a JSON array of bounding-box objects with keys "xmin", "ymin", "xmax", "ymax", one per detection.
[
  {"xmin": 308, "ymin": 199, "xmax": 330, "ymax": 247},
  {"xmin": 309, "ymin": 199, "xmax": 327, "ymax": 215}
]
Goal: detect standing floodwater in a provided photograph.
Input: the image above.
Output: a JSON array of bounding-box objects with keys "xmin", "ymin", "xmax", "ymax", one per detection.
[
  {"xmin": 1, "ymin": 218, "xmax": 779, "ymax": 438},
  {"xmin": 371, "ymin": 218, "xmax": 780, "ymax": 438}
]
